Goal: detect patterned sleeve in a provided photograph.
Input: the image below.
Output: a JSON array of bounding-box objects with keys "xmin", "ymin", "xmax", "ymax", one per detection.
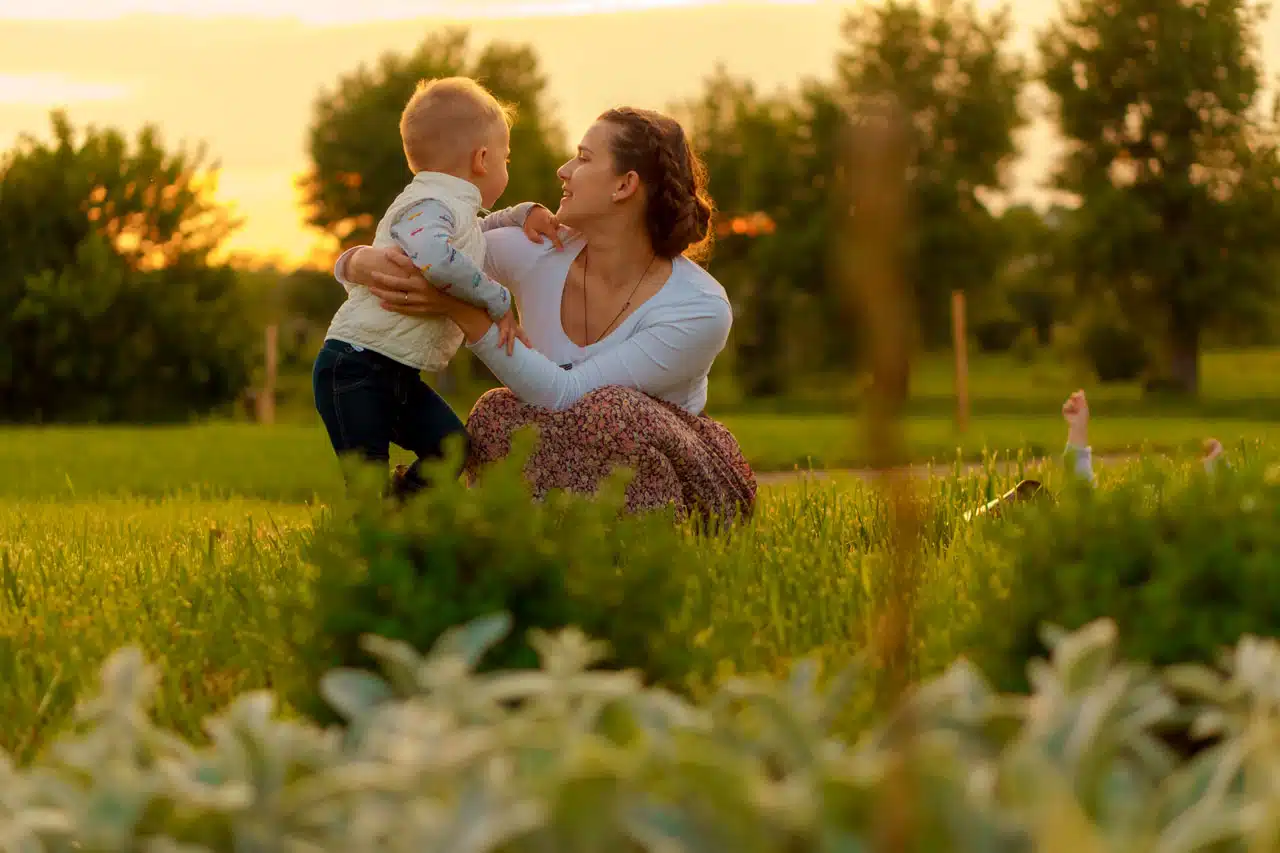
[
  {"xmin": 388, "ymin": 198, "xmax": 512, "ymax": 321},
  {"xmin": 480, "ymin": 202, "xmax": 541, "ymax": 232}
]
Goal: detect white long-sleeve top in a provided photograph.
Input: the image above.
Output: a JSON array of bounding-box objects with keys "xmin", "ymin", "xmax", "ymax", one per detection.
[
  {"xmin": 337, "ymin": 227, "xmax": 733, "ymax": 415},
  {"xmin": 471, "ymin": 229, "xmax": 731, "ymax": 415}
]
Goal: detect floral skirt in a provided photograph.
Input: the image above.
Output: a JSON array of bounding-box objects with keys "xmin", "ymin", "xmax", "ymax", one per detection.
[{"xmin": 463, "ymin": 386, "xmax": 757, "ymax": 523}]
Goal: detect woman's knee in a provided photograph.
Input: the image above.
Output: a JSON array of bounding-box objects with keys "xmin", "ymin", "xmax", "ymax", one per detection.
[
  {"xmin": 474, "ymin": 386, "xmax": 520, "ymax": 408},
  {"xmin": 579, "ymin": 385, "xmax": 646, "ymax": 412},
  {"xmin": 468, "ymin": 387, "xmax": 520, "ymax": 424},
  {"xmin": 574, "ymin": 387, "xmax": 662, "ymax": 450}
]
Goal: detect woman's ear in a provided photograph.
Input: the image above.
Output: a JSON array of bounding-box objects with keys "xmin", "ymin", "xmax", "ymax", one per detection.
[{"xmin": 612, "ymin": 170, "xmax": 640, "ymax": 202}]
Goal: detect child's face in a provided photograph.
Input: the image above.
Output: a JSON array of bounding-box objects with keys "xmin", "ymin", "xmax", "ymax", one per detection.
[{"xmin": 473, "ymin": 121, "xmax": 511, "ymax": 209}]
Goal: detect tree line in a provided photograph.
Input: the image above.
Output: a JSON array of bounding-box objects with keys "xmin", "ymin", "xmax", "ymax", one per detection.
[{"xmin": 3, "ymin": 0, "xmax": 1279, "ymax": 422}]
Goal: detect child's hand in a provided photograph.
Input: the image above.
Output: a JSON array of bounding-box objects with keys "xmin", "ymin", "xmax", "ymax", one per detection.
[
  {"xmin": 523, "ymin": 206, "xmax": 565, "ymax": 250},
  {"xmin": 495, "ymin": 311, "xmax": 530, "ymax": 356},
  {"xmin": 1062, "ymin": 389, "xmax": 1090, "ymax": 448},
  {"xmin": 1203, "ymin": 438, "xmax": 1224, "ymax": 465}
]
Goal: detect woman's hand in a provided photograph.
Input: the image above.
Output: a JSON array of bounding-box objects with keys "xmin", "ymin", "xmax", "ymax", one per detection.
[
  {"xmin": 345, "ymin": 245, "xmax": 495, "ymax": 344},
  {"xmin": 344, "ymin": 244, "xmax": 451, "ymax": 316},
  {"xmin": 346, "ymin": 244, "xmax": 420, "ymax": 293}
]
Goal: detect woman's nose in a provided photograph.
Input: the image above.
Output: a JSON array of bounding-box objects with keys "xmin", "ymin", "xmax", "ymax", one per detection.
[{"xmin": 556, "ymin": 161, "xmax": 573, "ymax": 181}]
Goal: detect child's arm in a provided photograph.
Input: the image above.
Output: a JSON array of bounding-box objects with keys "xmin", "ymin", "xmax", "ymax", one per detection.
[
  {"xmin": 479, "ymin": 202, "xmax": 540, "ymax": 232},
  {"xmin": 1062, "ymin": 389, "xmax": 1096, "ymax": 484},
  {"xmin": 389, "ymin": 199, "xmax": 511, "ymax": 321},
  {"xmin": 483, "ymin": 202, "xmax": 566, "ymax": 249}
]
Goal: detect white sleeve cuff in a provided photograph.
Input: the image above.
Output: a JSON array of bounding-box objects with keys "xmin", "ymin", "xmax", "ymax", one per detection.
[
  {"xmin": 1065, "ymin": 443, "xmax": 1093, "ymax": 462},
  {"xmin": 513, "ymin": 201, "xmax": 540, "ymax": 224},
  {"xmin": 334, "ymin": 245, "xmax": 361, "ymax": 292},
  {"xmin": 465, "ymin": 324, "xmax": 501, "ymax": 352},
  {"xmin": 1065, "ymin": 443, "xmax": 1095, "ymax": 482}
]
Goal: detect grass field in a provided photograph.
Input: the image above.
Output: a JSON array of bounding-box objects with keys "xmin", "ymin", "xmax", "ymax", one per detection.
[
  {"xmin": 8, "ymin": 350, "xmax": 1280, "ymax": 502},
  {"xmin": 3, "ymin": 349, "xmax": 1280, "ymax": 758},
  {"xmin": 0, "ymin": 498, "xmax": 320, "ymax": 758},
  {"xmin": 0, "ymin": 466, "xmax": 1028, "ymax": 759}
]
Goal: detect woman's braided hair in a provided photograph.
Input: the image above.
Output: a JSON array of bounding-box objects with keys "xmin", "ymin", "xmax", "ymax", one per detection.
[{"xmin": 598, "ymin": 107, "xmax": 715, "ymax": 262}]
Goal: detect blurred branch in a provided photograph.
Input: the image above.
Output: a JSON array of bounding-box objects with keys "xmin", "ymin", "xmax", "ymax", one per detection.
[{"xmin": 838, "ymin": 94, "xmax": 920, "ymax": 853}]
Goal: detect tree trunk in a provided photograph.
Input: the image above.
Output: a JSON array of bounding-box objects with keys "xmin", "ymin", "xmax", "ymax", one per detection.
[
  {"xmin": 741, "ymin": 277, "xmax": 788, "ymax": 398},
  {"xmin": 1167, "ymin": 309, "xmax": 1200, "ymax": 396}
]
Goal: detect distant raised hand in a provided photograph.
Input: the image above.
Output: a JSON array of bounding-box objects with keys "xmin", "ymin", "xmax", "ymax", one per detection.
[{"xmin": 1062, "ymin": 389, "xmax": 1090, "ymax": 449}]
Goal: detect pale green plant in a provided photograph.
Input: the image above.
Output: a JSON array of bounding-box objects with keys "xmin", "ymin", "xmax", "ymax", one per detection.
[{"xmin": 5, "ymin": 615, "xmax": 1280, "ymax": 852}]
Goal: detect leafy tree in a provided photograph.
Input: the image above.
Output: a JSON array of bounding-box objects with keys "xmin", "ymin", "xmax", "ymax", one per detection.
[
  {"xmin": 679, "ymin": 69, "xmax": 849, "ymax": 397},
  {"xmin": 689, "ymin": 0, "xmax": 1025, "ymax": 395},
  {"xmin": 0, "ymin": 111, "xmax": 257, "ymax": 423},
  {"xmin": 299, "ymin": 28, "xmax": 568, "ymax": 250},
  {"xmin": 1040, "ymin": 0, "xmax": 1280, "ymax": 393},
  {"xmin": 838, "ymin": 0, "xmax": 1028, "ymax": 348},
  {"xmin": 990, "ymin": 204, "xmax": 1071, "ymax": 346}
]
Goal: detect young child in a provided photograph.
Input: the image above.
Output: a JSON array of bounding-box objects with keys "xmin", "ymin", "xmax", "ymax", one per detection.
[
  {"xmin": 1061, "ymin": 389, "xmax": 1226, "ymax": 482},
  {"xmin": 967, "ymin": 389, "xmax": 1227, "ymax": 520},
  {"xmin": 313, "ymin": 76, "xmax": 560, "ymax": 498}
]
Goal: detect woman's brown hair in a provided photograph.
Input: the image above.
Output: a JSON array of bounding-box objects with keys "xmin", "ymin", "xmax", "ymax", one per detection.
[{"xmin": 597, "ymin": 107, "xmax": 715, "ymax": 262}]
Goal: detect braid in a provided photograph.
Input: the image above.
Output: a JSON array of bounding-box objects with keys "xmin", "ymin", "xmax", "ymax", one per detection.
[{"xmin": 598, "ymin": 107, "xmax": 716, "ymax": 262}]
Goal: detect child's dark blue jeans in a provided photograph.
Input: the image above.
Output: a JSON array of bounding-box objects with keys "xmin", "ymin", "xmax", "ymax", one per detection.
[{"xmin": 312, "ymin": 339, "xmax": 467, "ymax": 497}]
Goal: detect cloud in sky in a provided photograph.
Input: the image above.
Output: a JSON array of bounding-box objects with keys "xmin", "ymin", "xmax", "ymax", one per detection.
[
  {"xmin": 0, "ymin": 0, "xmax": 773, "ymax": 24},
  {"xmin": 0, "ymin": 73, "xmax": 131, "ymax": 105}
]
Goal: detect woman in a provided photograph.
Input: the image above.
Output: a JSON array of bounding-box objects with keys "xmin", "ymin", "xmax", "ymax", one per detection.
[{"xmin": 335, "ymin": 107, "xmax": 756, "ymax": 522}]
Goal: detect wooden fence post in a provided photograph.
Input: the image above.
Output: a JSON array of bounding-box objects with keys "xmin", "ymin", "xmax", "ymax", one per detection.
[
  {"xmin": 952, "ymin": 290, "xmax": 969, "ymax": 434},
  {"xmin": 256, "ymin": 323, "xmax": 278, "ymax": 425}
]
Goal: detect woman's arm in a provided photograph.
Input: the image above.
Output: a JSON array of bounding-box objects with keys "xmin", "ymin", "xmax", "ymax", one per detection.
[
  {"xmin": 333, "ymin": 246, "xmax": 362, "ymax": 292},
  {"xmin": 480, "ymin": 202, "xmax": 538, "ymax": 232},
  {"xmin": 332, "ymin": 240, "xmax": 497, "ymax": 340},
  {"xmin": 334, "ymin": 245, "xmax": 393, "ymax": 291},
  {"xmin": 483, "ymin": 204, "xmax": 567, "ymax": 254},
  {"xmin": 339, "ymin": 224, "xmax": 557, "ymax": 302},
  {"xmin": 362, "ymin": 263, "xmax": 497, "ymax": 342},
  {"xmin": 337, "ymin": 234, "xmax": 555, "ymax": 349},
  {"xmin": 468, "ymin": 296, "xmax": 732, "ymax": 411}
]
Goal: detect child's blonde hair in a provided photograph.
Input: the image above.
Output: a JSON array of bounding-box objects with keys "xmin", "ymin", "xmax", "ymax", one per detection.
[{"xmin": 399, "ymin": 77, "xmax": 515, "ymax": 173}]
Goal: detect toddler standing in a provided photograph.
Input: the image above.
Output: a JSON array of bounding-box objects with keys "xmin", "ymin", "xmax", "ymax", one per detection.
[{"xmin": 313, "ymin": 76, "xmax": 559, "ymax": 497}]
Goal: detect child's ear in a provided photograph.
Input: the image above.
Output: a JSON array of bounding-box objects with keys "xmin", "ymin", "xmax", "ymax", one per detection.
[{"xmin": 471, "ymin": 146, "xmax": 489, "ymax": 176}]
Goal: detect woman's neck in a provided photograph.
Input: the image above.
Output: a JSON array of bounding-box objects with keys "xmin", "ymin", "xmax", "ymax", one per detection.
[{"xmin": 579, "ymin": 224, "xmax": 660, "ymax": 291}]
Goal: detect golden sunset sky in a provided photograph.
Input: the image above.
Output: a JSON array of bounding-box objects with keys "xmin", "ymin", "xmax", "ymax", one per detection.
[{"xmin": 3, "ymin": 0, "xmax": 1278, "ymax": 266}]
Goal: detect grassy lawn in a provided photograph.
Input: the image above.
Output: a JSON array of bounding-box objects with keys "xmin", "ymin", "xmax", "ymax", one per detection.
[
  {"xmin": 0, "ymin": 462, "xmax": 1032, "ymax": 757},
  {"xmin": 6, "ymin": 349, "xmax": 1280, "ymax": 501},
  {"xmin": 0, "ymin": 498, "xmax": 320, "ymax": 757},
  {"xmin": 2, "ymin": 348, "xmax": 1278, "ymax": 756},
  {"xmin": 0, "ymin": 428, "xmax": 1216, "ymax": 757},
  {"xmin": 717, "ymin": 347, "xmax": 1280, "ymax": 463}
]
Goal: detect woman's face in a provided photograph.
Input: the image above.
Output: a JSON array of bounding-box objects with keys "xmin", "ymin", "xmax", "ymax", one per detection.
[{"xmin": 555, "ymin": 121, "xmax": 626, "ymax": 228}]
